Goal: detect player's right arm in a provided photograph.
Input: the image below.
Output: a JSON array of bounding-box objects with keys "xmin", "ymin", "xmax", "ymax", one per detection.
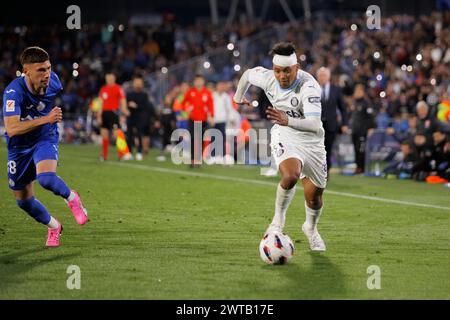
[
  {"xmin": 4, "ymin": 107, "xmax": 62, "ymax": 137},
  {"xmin": 233, "ymin": 67, "xmax": 269, "ymax": 106}
]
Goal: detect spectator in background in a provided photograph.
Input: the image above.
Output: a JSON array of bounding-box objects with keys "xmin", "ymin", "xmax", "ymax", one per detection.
[
  {"xmin": 98, "ymin": 72, "xmax": 129, "ymax": 161},
  {"xmin": 441, "ymin": 139, "xmax": 450, "ymax": 181},
  {"xmin": 181, "ymin": 74, "xmax": 214, "ymax": 167},
  {"xmin": 350, "ymin": 84, "xmax": 376, "ymax": 174},
  {"xmin": 404, "ymin": 114, "xmax": 418, "ymax": 144},
  {"xmin": 140, "ymin": 94, "xmax": 157, "ymax": 157},
  {"xmin": 416, "ymin": 101, "xmax": 439, "ymax": 141},
  {"xmin": 172, "ymin": 82, "xmax": 190, "ymax": 130},
  {"xmin": 316, "ymin": 67, "xmax": 349, "ymax": 176},
  {"xmin": 212, "ymin": 80, "xmax": 235, "ymax": 164},
  {"xmin": 126, "ymin": 76, "xmax": 148, "ymax": 161},
  {"xmin": 411, "ymin": 131, "xmax": 433, "ymax": 181},
  {"xmin": 386, "ymin": 111, "xmax": 410, "ymax": 142},
  {"xmin": 376, "ymin": 106, "xmax": 391, "ymax": 131},
  {"xmin": 383, "ymin": 140, "xmax": 417, "ymax": 178},
  {"xmin": 431, "ymin": 129, "xmax": 450, "ymax": 180},
  {"xmin": 156, "ymin": 94, "xmax": 177, "ymax": 162}
]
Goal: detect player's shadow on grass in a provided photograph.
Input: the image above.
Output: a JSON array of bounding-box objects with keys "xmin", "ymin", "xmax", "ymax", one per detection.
[
  {"xmin": 0, "ymin": 247, "xmax": 79, "ymax": 292},
  {"xmin": 279, "ymin": 252, "xmax": 347, "ymax": 299}
]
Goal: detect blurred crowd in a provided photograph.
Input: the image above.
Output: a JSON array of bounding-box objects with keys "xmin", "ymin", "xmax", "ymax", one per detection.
[
  {"xmin": 1, "ymin": 11, "xmax": 449, "ymax": 181},
  {"xmin": 0, "ymin": 18, "xmax": 269, "ymax": 114}
]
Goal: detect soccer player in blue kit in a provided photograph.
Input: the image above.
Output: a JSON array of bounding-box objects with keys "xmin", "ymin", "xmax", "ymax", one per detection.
[{"xmin": 3, "ymin": 47, "xmax": 88, "ymax": 247}]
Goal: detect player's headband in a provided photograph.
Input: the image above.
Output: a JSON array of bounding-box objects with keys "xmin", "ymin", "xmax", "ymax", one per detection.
[{"xmin": 272, "ymin": 53, "xmax": 298, "ymax": 67}]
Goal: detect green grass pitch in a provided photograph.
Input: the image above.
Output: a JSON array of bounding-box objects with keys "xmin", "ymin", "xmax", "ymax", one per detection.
[{"xmin": 0, "ymin": 143, "xmax": 449, "ymax": 299}]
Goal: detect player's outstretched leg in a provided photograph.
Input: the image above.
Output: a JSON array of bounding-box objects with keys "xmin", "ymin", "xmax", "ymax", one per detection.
[
  {"xmin": 36, "ymin": 160, "xmax": 88, "ymax": 225},
  {"xmin": 37, "ymin": 172, "xmax": 88, "ymax": 225},
  {"xmin": 266, "ymin": 158, "xmax": 301, "ymax": 234},
  {"xmin": 301, "ymin": 178, "xmax": 326, "ymax": 251},
  {"xmin": 14, "ymin": 185, "xmax": 63, "ymax": 247}
]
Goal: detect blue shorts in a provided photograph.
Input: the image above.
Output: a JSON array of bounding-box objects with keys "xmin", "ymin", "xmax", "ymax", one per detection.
[{"xmin": 7, "ymin": 140, "xmax": 59, "ymax": 190}]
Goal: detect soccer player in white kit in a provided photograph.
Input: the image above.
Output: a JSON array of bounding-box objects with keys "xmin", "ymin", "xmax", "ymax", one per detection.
[{"xmin": 233, "ymin": 42, "xmax": 327, "ymax": 251}]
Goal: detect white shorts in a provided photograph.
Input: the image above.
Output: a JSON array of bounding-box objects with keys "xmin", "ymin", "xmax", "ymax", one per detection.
[{"xmin": 270, "ymin": 133, "xmax": 327, "ymax": 189}]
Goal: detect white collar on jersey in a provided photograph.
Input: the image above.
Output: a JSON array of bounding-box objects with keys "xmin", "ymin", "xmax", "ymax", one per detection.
[{"xmin": 272, "ymin": 53, "xmax": 297, "ymax": 67}]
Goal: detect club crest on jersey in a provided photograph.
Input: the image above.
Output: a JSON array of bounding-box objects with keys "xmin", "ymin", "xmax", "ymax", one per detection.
[
  {"xmin": 6, "ymin": 100, "xmax": 15, "ymax": 112},
  {"xmin": 290, "ymin": 97, "xmax": 299, "ymax": 107},
  {"xmin": 273, "ymin": 142, "xmax": 285, "ymax": 157},
  {"xmin": 37, "ymin": 101, "xmax": 46, "ymax": 111}
]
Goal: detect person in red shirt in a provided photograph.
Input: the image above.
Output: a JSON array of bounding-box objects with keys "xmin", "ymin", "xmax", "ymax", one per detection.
[
  {"xmin": 181, "ymin": 74, "xmax": 214, "ymax": 167},
  {"xmin": 97, "ymin": 73, "xmax": 129, "ymax": 161}
]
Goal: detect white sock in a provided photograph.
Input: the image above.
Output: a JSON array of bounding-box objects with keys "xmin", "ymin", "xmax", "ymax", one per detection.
[
  {"xmin": 67, "ymin": 191, "xmax": 76, "ymax": 202},
  {"xmin": 304, "ymin": 201, "xmax": 323, "ymax": 233},
  {"xmin": 47, "ymin": 217, "xmax": 60, "ymax": 229},
  {"xmin": 271, "ymin": 184, "xmax": 296, "ymax": 230}
]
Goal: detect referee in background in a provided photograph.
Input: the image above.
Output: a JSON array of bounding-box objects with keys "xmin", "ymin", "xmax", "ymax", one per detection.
[{"xmin": 97, "ymin": 72, "xmax": 129, "ymax": 161}]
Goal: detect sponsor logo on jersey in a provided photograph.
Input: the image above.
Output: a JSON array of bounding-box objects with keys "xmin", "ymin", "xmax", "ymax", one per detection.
[
  {"xmin": 6, "ymin": 100, "xmax": 15, "ymax": 112},
  {"xmin": 285, "ymin": 110, "xmax": 303, "ymax": 118},
  {"xmin": 8, "ymin": 179, "xmax": 15, "ymax": 187},
  {"xmin": 290, "ymin": 97, "xmax": 299, "ymax": 107},
  {"xmin": 6, "ymin": 89, "xmax": 15, "ymax": 94}
]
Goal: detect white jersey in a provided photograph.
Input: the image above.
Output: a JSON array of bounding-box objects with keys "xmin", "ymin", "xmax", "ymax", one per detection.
[{"xmin": 247, "ymin": 67, "xmax": 325, "ymax": 146}]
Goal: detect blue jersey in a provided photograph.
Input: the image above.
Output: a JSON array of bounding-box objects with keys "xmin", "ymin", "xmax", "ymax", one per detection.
[{"xmin": 2, "ymin": 72, "xmax": 63, "ymax": 148}]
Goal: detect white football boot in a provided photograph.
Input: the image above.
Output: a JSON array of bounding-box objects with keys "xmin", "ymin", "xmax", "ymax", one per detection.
[{"xmin": 302, "ymin": 223, "xmax": 326, "ymax": 251}]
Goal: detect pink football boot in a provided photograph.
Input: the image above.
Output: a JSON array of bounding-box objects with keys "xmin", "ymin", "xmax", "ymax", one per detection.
[
  {"xmin": 66, "ymin": 190, "xmax": 88, "ymax": 225},
  {"xmin": 46, "ymin": 223, "xmax": 63, "ymax": 247}
]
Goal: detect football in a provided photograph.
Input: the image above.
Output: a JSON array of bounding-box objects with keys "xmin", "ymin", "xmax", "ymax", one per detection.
[{"xmin": 259, "ymin": 231, "xmax": 295, "ymax": 265}]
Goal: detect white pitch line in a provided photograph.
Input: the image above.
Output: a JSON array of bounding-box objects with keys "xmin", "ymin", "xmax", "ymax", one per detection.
[{"xmin": 78, "ymin": 158, "xmax": 450, "ymax": 212}]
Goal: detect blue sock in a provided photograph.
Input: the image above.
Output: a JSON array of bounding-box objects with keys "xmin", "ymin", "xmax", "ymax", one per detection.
[
  {"xmin": 17, "ymin": 197, "xmax": 51, "ymax": 225},
  {"xmin": 37, "ymin": 172, "xmax": 71, "ymax": 199}
]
